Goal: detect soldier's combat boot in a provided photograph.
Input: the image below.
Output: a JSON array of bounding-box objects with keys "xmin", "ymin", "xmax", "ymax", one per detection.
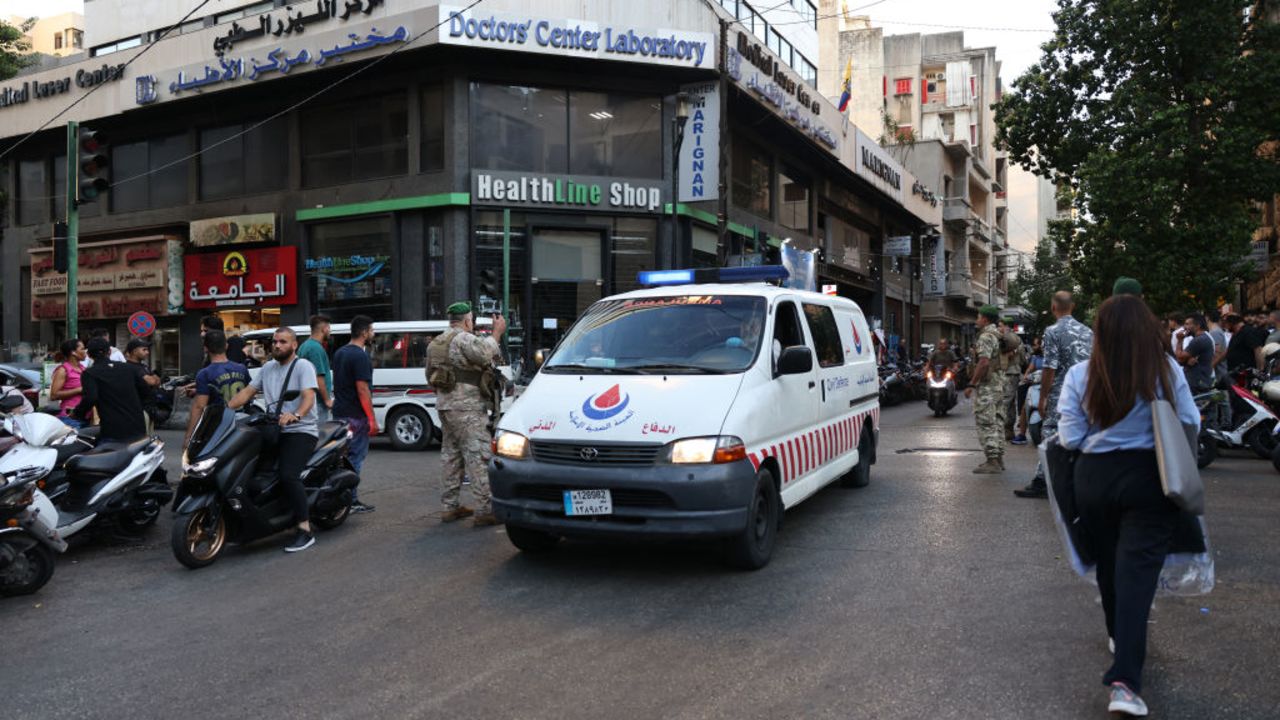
[
  {"xmin": 441, "ymin": 506, "xmax": 474, "ymax": 523},
  {"xmin": 471, "ymin": 512, "xmax": 499, "ymax": 528},
  {"xmin": 972, "ymin": 458, "xmax": 1003, "ymax": 474}
]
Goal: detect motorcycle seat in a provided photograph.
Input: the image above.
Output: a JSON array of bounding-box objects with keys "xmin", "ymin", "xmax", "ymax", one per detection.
[
  {"xmin": 315, "ymin": 421, "xmax": 348, "ymax": 451},
  {"xmin": 65, "ymin": 437, "xmax": 151, "ymax": 479}
]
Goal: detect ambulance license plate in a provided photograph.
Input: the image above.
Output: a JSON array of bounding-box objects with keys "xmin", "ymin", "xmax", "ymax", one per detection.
[{"xmin": 563, "ymin": 489, "xmax": 612, "ymax": 516}]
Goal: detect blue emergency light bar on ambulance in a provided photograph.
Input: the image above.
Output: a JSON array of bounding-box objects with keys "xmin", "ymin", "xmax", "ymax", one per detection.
[{"xmin": 637, "ymin": 266, "xmax": 790, "ymax": 286}]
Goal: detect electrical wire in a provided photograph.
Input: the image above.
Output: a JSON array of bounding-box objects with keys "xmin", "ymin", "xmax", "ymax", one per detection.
[{"xmin": 0, "ymin": 0, "xmax": 216, "ymax": 163}]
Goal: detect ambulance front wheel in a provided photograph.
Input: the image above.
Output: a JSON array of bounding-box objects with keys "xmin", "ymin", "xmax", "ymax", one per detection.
[
  {"xmin": 724, "ymin": 467, "xmax": 779, "ymax": 571},
  {"xmin": 842, "ymin": 427, "xmax": 872, "ymax": 488}
]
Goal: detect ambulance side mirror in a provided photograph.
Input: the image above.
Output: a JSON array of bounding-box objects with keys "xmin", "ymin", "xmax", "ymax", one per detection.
[
  {"xmin": 534, "ymin": 349, "xmax": 549, "ymax": 368},
  {"xmin": 776, "ymin": 346, "xmax": 813, "ymax": 376}
]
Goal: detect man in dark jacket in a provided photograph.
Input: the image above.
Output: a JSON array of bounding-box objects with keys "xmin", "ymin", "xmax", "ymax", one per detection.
[{"xmin": 75, "ymin": 338, "xmax": 152, "ymax": 442}]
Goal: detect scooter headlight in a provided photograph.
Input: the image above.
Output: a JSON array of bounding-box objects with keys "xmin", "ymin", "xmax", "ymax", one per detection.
[{"xmin": 183, "ymin": 457, "xmax": 219, "ymax": 478}]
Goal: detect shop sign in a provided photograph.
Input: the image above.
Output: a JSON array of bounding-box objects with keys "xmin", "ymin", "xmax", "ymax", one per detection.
[
  {"xmin": 923, "ymin": 235, "xmax": 946, "ymax": 297},
  {"xmin": 211, "ymin": 0, "xmax": 386, "ymax": 56},
  {"xmin": 438, "ymin": 6, "xmax": 713, "ymax": 69},
  {"xmin": 726, "ymin": 34, "xmax": 837, "ymax": 153},
  {"xmin": 884, "ymin": 236, "xmax": 912, "ymax": 257},
  {"xmin": 190, "ymin": 213, "xmax": 277, "ymax": 247},
  {"xmin": 679, "ymin": 82, "xmax": 720, "ymax": 203},
  {"xmin": 29, "ymin": 237, "xmax": 180, "ymax": 321},
  {"xmin": 0, "ymin": 63, "xmax": 125, "ymax": 111},
  {"xmin": 1251, "ymin": 241, "xmax": 1269, "ymax": 273},
  {"xmin": 854, "ymin": 128, "xmax": 905, "ymax": 204},
  {"xmin": 185, "ymin": 246, "xmax": 299, "ymax": 309},
  {"xmin": 472, "ymin": 170, "xmax": 665, "ymax": 213}
]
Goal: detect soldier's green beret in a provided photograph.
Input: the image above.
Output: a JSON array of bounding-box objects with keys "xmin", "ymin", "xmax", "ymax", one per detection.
[
  {"xmin": 446, "ymin": 301, "xmax": 472, "ymax": 315},
  {"xmin": 979, "ymin": 305, "xmax": 1000, "ymax": 321},
  {"xmin": 1112, "ymin": 277, "xmax": 1143, "ymax": 296}
]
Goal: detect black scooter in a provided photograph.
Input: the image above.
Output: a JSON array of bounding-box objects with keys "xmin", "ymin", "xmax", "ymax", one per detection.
[
  {"xmin": 169, "ymin": 397, "xmax": 359, "ymax": 569},
  {"xmin": 151, "ymin": 374, "xmax": 194, "ymax": 429},
  {"xmin": 925, "ymin": 363, "xmax": 959, "ymax": 416}
]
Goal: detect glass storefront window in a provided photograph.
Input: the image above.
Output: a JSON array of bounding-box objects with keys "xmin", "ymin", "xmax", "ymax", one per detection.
[
  {"xmin": 471, "ymin": 84, "xmax": 568, "ymax": 174},
  {"xmin": 17, "ymin": 159, "xmax": 46, "ymax": 226},
  {"xmin": 301, "ymin": 92, "xmax": 408, "ymax": 187},
  {"xmin": 569, "ymin": 92, "xmax": 662, "ymax": 178},
  {"xmin": 692, "ymin": 226, "xmax": 720, "ymax": 268},
  {"xmin": 421, "ymin": 84, "xmax": 445, "ymax": 172},
  {"xmin": 732, "ymin": 138, "xmax": 772, "ymax": 218},
  {"xmin": 305, "ymin": 217, "xmax": 394, "ymax": 321},
  {"xmin": 779, "ymin": 165, "xmax": 810, "ymax": 233},
  {"xmin": 611, "ymin": 217, "xmax": 657, "ymax": 294}
]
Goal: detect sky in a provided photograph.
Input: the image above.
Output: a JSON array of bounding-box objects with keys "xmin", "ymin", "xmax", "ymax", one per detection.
[{"xmin": 3, "ymin": 0, "xmax": 1058, "ymax": 251}]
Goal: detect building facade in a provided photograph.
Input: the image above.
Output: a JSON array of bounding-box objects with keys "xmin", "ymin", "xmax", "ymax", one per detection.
[
  {"xmin": 818, "ymin": 8, "xmax": 1010, "ymax": 349},
  {"xmin": 2, "ymin": 0, "xmax": 937, "ymax": 373},
  {"xmin": 6, "ymin": 13, "xmax": 85, "ymax": 58}
]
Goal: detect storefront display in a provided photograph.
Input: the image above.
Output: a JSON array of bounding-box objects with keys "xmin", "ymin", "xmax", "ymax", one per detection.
[
  {"xmin": 29, "ymin": 236, "xmax": 183, "ymax": 321},
  {"xmin": 305, "ymin": 217, "xmax": 394, "ymax": 321}
]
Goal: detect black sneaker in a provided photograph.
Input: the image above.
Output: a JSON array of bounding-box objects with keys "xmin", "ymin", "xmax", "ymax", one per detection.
[
  {"xmin": 350, "ymin": 501, "xmax": 375, "ymax": 514},
  {"xmin": 284, "ymin": 530, "xmax": 316, "ymax": 553},
  {"xmin": 1014, "ymin": 482, "xmax": 1049, "ymax": 499}
]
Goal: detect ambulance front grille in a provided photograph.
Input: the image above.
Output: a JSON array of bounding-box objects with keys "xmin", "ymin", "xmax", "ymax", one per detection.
[{"xmin": 530, "ymin": 441, "xmax": 663, "ymax": 466}]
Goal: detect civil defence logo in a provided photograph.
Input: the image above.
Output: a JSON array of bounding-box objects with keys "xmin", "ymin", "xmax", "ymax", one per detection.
[
  {"xmin": 851, "ymin": 322, "xmax": 863, "ymax": 354},
  {"xmin": 581, "ymin": 384, "xmax": 630, "ymax": 420}
]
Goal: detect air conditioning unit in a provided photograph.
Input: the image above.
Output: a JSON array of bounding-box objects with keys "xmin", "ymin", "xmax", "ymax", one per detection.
[{"xmin": 934, "ymin": 72, "xmax": 946, "ymax": 81}]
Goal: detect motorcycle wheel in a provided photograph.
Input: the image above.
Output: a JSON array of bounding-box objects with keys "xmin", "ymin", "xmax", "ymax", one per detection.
[
  {"xmin": 171, "ymin": 507, "xmax": 227, "ymax": 569},
  {"xmin": 311, "ymin": 494, "xmax": 352, "ymax": 531},
  {"xmin": 1197, "ymin": 432, "xmax": 1218, "ymax": 470},
  {"xmin": 116, "ymin": 489, "xmax": 164, "ymax": 536},
  {"xmin": 1247, "ymin": 423, "xmax": 1277, "ymax": 460},
  {"xmin": 0, "ymin": 542, "xmax": 55, "ymax": 597}
]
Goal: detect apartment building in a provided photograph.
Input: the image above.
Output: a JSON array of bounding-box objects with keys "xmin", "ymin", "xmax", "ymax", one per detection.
[{"xmin": 6, "ymin": 13, "xmax": 85, "ymax": 57}]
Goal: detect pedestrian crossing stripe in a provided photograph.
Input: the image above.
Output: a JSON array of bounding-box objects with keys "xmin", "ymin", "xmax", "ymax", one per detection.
[{"xmin": 746, "ymin": 406, "xmax": 879, "ymax": 485}]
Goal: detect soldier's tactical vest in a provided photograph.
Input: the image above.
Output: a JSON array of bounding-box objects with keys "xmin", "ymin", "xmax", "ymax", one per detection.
[{"xmin": 426, "ymin": 329, "xmax": 491, "ymax": 397}]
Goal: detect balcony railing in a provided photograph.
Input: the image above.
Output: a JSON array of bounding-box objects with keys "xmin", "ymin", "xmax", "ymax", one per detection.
[
  {"xmin": 943, "ymin": 197, "xmax": 970, "ymax": 225},
  {"xmin": 944, "ymin": 271, "xmax": 972, "ymax": 299}
]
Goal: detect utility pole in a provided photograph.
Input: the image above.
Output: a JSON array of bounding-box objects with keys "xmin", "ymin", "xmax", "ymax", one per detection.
[{"xmin": 65, "ymin": 120, "xmax": 79, "ymax": 340}]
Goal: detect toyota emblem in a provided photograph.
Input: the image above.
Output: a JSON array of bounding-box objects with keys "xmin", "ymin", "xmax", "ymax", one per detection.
[{"xmin": 579, "ymin": 447, "xmax": 599, "ymax": 462}]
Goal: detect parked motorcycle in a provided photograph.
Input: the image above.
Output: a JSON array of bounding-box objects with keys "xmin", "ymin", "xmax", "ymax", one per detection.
[
  {"xmin": 0, "ymin": 397, "xmax": 67, "ymax": 596},
  {"xmin": 1, "ymin": 411, "xmax": 169, "ymax": 541},
  {"xmin": 925, "ymin": 364, "xmax": 959, "ymax": 417},
  {"xmin": 1202, "ymin": 377, "xmax": 1278, "ymax": 460},
  {"xmin": 170, "ymin": 397, "xmax": 360, "ymax": 569},
  {"xmin": 151, "ymin": 374, "xmax": 194, "ymax": 429},
  {"xmin": 879, "ymin": 366, "xmax": 907, "ymax": 407}
]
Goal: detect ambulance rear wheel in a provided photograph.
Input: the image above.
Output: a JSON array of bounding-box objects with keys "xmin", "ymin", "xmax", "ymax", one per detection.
[{"xmin": 724, "ymin": 468, "xmax": 779, "ymax": 571}]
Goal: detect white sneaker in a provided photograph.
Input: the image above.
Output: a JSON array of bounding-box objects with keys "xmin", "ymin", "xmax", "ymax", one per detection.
[{"xmin": 1108, "ymin": 682, "xmax": 1149, "ymax": 716}]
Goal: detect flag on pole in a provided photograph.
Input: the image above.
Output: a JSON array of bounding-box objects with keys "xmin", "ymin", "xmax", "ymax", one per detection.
[{"xmin": 837, "ymin": 57, "xmax": 853, "ymax": 113}]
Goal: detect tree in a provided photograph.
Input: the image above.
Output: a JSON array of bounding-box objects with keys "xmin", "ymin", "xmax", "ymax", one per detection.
[
  {"xmin": 1, "ymin": 17, "xmax": 37, "ymax": 81},
  {"xmin": 1008, "ymin": 220, "xmax": 1091, "ymax": 335},
  {"xmin": 995, "ymin": 0, "xmax": 1280, "ymax": 314}
]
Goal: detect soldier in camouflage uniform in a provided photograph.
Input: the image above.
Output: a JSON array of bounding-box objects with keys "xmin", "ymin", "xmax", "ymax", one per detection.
[
  {"xmin": 965, "ymin": 305, "xmax": 1006, "ymax": 473},
  {"xmin": 427, "ymin": 301, "xmax": 507, "ymax": 526},
  {"xmin": 999, "ymin": 319, "xmax": 1026, "ymax": 440},
  {"xmin": 1015, "ymin": 291, "xmax": 1093, "ymax": 498}
]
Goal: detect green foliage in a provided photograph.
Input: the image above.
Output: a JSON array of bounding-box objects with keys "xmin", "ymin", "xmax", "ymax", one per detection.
[
  {"xmin": 1008, "ymin": 221, "xmax": 1092, "ymax": 334},
  {"xmin": 0, "ymin": 17, "xmax": 37, "ymax": 81},
  {"xmin": 995, "ymin": 0, "xmax": 1280, "ymax": 314}
]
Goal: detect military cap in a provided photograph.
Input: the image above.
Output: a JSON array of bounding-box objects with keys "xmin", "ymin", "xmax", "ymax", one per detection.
[
  {"xmin": 979, "ymin": 305, "xmax": 1001, "ymax": 322},
  {"xmin": 1112, "ymin": 277, "xmax": 1143, "ymax": 296},
  {"xmin": 446, "ymin": 301, "xmax": 472, "ymax": 315}
]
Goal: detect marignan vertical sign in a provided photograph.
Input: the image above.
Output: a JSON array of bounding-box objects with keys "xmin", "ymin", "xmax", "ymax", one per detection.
[
  {"xmin": 679, "ymin": 81, "xmax": 719, "ymax": 202},
  {"xmin": 923, "ymin": 235, "xmax": 946, "ymax": 297}
]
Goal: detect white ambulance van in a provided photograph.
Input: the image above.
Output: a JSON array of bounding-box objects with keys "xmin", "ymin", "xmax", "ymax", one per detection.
[{"xmin": 490, "ymin": 267, "xmax": 880, "ymax": 569}]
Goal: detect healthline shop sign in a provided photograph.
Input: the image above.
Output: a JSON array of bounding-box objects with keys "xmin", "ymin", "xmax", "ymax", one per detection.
[
  {"xmin": 438, "ymin": 6, "xmax": 714, "ymax": 69},
  {"xmin": 473, "ymin": 171, "xmax": 664, "ymax": 213}
]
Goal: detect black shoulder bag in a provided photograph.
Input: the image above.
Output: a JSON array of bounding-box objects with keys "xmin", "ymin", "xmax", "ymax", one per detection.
[{"xmin": 258, "ymin": 359, "xmax": 298, "ymax": 447}]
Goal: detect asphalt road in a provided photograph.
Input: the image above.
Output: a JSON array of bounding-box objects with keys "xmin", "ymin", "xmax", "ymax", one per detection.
[{"xmin": 3, "ymin": 401, "xmax": 1278, "ymax": 719}]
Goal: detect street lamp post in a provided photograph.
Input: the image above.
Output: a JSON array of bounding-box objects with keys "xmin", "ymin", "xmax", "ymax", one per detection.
[{"xmin": 671, "ymin": 91, "xmax": 690, "ymax": 266}]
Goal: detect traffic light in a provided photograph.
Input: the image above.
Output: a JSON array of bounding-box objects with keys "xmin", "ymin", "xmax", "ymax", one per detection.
[
  {"xmin": 479, "ymin": 269, "xmax": 499, "ymax": 299},
  {"xmin": 76, "ymin": 126, "xmax": 110, "ymax": 205},
  {"xmin": 52, "ymin": 221, "xmax": 69, "ymax": 273}
]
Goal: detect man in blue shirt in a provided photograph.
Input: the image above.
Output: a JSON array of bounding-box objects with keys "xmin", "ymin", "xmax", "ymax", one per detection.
[
  {"xmin": 332, "ymin": 314, "xmax": 378, "ymax": 513},
  {"xmin": 297, "ymin": 315, "xmax": 334, "ymax": 421},
  {"xmin": 184, "ymin": 330, "xmax": 251, "ymax": 447}
]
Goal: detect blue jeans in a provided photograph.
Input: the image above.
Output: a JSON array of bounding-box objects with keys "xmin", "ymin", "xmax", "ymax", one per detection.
[
  {"xmin": 342, "ymin": 416, "xmax": 371, "ymax": 500},
  {"xmin": 58, "ymin": 415, "xmax": 83, "ymax": 429}
]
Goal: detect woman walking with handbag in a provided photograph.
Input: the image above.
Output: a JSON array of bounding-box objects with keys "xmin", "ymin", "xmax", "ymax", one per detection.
[{"xmin": 1056, "ymin": 295, "xmax": 1200, "ymax": 717}]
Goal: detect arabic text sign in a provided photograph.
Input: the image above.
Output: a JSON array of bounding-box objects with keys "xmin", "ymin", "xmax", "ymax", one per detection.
[
  {"xmin": 883, "ymin": 236, "xmax": 912, "ymax": 257},
  {"xmin": 438, "ymin": 6, "xmax": 714, "ymax": 69},
  {"xmin": 184, "ymin": 246, "xmax": 299, "ymax": 309},
  {"xmin": 28, "ymin": 237, "xmax": 177, "ymax": 320}
]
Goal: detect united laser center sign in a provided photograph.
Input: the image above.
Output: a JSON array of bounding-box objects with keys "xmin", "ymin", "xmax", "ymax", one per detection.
[
  {"xmin": 473, "ymin": 171, "xmax": 664, "ymax": 213},
  {"xmin": 438, "ymin": 6, "xmax": 714, "ymax": 69}
]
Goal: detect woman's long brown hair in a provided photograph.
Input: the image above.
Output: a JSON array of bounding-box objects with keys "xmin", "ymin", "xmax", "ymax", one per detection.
[{"xmin": 1084, "ymin": 295, "xmax": 1173, "ymax": 429}]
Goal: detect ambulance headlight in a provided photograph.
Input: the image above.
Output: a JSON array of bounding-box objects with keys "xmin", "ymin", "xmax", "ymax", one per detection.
[
  {"xmin": 668, "ymin": 436, "xmax": 748, "ymax": 464},
  {"xmin": 494, "ymin": 431, "xmax": 530, "ymax": 460}
]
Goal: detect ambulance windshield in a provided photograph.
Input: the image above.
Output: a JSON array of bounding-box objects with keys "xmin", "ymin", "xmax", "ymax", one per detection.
[{"xmin": 544, "ymin": 295, "xmax": 767, "ymax": 374}]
